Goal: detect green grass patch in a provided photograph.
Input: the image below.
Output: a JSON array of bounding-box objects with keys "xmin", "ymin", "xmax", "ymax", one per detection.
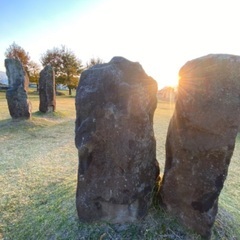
[{"xmin": 0, "ymin": 92, "xmax": 239, "ymax": 239}]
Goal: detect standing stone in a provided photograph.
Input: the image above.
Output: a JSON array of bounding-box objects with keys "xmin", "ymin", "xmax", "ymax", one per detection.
[
  {"xmin": 5, "ymin": 58, "xmax": 31, "ymax": 119},
  {"xmin": 75, "ymin": 57, "xmax": 159, "ymax": 223},
  {"xmin": 39, "ymin": 65, "xmax": 56, "ymax": 113},
  {"xmin": 160, "ymin": 54, "xmax": 240, "ymax": 238}
]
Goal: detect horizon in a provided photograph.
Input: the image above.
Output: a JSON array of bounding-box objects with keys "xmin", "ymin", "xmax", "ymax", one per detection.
[{"xmin": 1, "ymin": 0, "xmax": 240, "ymax": 89}]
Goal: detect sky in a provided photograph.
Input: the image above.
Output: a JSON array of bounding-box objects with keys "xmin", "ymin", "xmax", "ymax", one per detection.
[{"xmin": 1, "ymin": 0, "xmax": 240, "ymax": 89}]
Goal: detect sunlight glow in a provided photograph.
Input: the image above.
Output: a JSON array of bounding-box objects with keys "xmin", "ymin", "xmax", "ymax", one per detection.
[
  {"xmin": 2, "ymin": 0, "xmax": 240, "ymax": 92},
  {"xmin": 142, "ymin": 61, "xmax": 180, "ymax": 89}
]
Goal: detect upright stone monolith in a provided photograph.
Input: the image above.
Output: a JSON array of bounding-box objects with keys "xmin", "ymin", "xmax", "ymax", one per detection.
[
  {"xmin": 160, "ymin": 54, "xmax": 240, "ymax": 238},
  {"xmin": 39, "ymin": 65, "xmax": 56, "ymax": 113},
  {"xmin": 5, "ymin": 58, "xmax": 31, "ymax": 119},
  {"xmin": 75, "ymin": 57, "xmax": 159, "ymax": 223}
]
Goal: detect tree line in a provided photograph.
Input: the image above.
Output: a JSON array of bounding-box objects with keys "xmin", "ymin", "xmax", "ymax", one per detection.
[{"xmin": 4, "ymin": 42, "xmax": 104, "ymax": 95}]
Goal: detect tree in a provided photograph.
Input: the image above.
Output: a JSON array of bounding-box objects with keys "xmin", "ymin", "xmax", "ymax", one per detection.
[
  {"xmin": 41, "ymin": 46, "xmax": 83, "ymax": 95},
  {"xmin": 86, "ymin": 57, "xmax": 104, "ymax": 69},
  {"xmin": 5, "ymin": 42, "xmax": 40, "ymax": 89},
  {"xmin": 28, "ymin": 60, "xmax": 41, "ymax": 89},
  {"xmin": 5, "ymin": 42, "xmax": 30, "ymax": 71},
  {"xmin": 40, "ymin": 47, "xmax": 62, "ymax": 77}
]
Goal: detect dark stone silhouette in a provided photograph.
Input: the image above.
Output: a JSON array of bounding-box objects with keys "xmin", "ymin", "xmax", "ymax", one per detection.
[
  {"xmin": 5, "ymin": 58, "xmax": 31, "ymax": 119},
  {"xmin": 39, "ymin": 65, "xmax": 56, "ymax": 113},
  {"xmin": 160, "ymin": 54, "xmax": 240, "ymax": 239},
  {"xmin": 75, "ymin": 56, "xmax": 159, "ymax": 223}
]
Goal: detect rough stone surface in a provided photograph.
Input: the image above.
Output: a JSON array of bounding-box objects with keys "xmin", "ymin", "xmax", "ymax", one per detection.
[
  {"xmin": 39, "ymin": 65, "xmax": 56, "ymax": 113},
  {"xmin": 75, "ymin": 56, "xmax": 159, "ymax": 223},
  {"xmin": 160, "ymin": 54, "xmax": 240, "ymax": 238},
  {"xmin": 5, "ymin": 58, "xmax": 31, "ymax": 119}
]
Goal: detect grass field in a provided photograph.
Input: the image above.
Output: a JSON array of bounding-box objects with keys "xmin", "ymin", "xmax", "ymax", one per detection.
[{"xmin": 0, "ymin": 91, "xmax": 239, "ymax": 239}]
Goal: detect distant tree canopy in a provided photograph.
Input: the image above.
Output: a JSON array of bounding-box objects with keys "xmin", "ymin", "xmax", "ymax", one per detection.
[
  {"xmin": 28, "ymin": 60, "xmax": 41, "ymax": 84},
  {"xmin": 86, "ymin": 57, "xmax": 104, "ymax": 69},
  {"xmin": 41, "ymin": 46, "xmax": 83, "ymax": 95},
  {"xmin": 5, "ymin": 42, "xmax": 30, "ymax": 70},
  {"xmin": 5, "ymin": 42, "xmax": 40, "ymax": 83},
  {"xmin": 5, "ymin": 43, "xmax": 104, "ymax": 94}
]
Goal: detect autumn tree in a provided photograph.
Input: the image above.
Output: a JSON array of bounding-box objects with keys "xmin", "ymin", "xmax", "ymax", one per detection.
[
  {"xmin": 86, "ymin": 57, "xmax": 104, "ymax": 69},
  {"xmin": 28, "ymin": 60, "xmax": 41, "ymax": 89},
  {"xmin": 5, "ymin": 42, "xmax": 30, "ymax": 70},
  {"xmin": 5, "ymin": 42, "xmax": 40, "ymax": 86},
  {"xmin": 41, "ymin": 46, "xmax": 83, "ymax": 95}
]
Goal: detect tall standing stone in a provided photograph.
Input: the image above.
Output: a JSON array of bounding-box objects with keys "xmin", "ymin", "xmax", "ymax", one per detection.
[
  {"xmin": 75, "ymin": 57, "xmax": 159, "ymax": 223},
  {"xmin": 39, "ymin": 65, "xmax": 56, "ymax": 113},
  {"xmin": 160, "ymin": 54, "xmax": 240, "ymax": 238},
  {"xmin": 5, "ymin": 58, "xmax": 31, "ymax": 119}
]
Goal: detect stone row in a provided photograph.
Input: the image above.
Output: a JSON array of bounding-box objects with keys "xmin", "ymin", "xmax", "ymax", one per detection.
[
  {"xmin": 75, "ymin": 55, "xmax": 240, "ymax": 239},
  {"xmin": 4, "ymin": 59, "xmax": 56, "ymax": 119}
]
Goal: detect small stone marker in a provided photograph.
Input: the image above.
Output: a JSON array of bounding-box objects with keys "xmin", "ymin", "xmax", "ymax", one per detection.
[
  {"xmin": 5, "ymin": 58, "xmax": 31, "ymax": 119},
  {"xmin": 39, "ymin": 65, "xmax": 56, "ymax": 113},
  {"xmin": 75, "ymin": 57, "xmax": 159, "ymax": 223},
  {"xmin": 160, "ymin": 54, "xmax": 240, "ymax": 238}
]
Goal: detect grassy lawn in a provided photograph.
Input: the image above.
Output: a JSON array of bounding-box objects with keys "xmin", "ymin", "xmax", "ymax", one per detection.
[{"xmin": 0, "ymin": 91, "xmax": 239, "ymax": 239}]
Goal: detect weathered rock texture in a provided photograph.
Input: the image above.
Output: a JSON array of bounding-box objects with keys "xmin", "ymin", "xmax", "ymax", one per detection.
[
  {"xmin": 5, "ymin": 58, "xmax": 31, "ymax": 119},
  {"xmin": 39, "ymin": 65, "xmax": 56, "ymax": 113},
  {"xmin": 75, "ymin": 57, "xmax": 159, "ymax": 223},
  {"xmin": 160, "ymin": 54, "xmax": 240, "ymax": 238}
]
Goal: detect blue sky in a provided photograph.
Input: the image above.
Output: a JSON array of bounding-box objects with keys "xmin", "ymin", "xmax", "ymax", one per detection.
[
  {"xmin": 1, "ymin": 0, "xmax": 240, "ymax": 88},
  {"xmin": 1, "ymin": 1, "xmax": 85, "ymax": 37}
]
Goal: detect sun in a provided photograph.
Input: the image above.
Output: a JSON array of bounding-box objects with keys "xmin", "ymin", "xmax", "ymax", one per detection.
[
  {"xmin": 141, "ymin": 60, "xmax": 179, "ymax": 90},
  {"xmin": 155, "ymin": 73, "xmax": 179, "ymax": 90}
]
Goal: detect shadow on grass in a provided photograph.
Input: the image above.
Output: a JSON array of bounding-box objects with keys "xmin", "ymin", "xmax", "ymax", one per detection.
[
  {"xmin": 2, "ymin": 174, "xmax": 238, "ymax": 240},
  {"xmin": 2, "ymin": 180, "xmax": 201, "ymax": 240},
  {"xmin": 0, "ymin": 111, "xmax": 69, "ymax": 132},
  {"xmin": 32, "ymin": 110, "xmax": 67, "ymax": 119}
]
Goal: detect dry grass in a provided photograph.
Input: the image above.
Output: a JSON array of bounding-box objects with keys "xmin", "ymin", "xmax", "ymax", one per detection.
[{"xmin": 0, "ymin": 91, "xmax": 239, "ymax": 239}]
